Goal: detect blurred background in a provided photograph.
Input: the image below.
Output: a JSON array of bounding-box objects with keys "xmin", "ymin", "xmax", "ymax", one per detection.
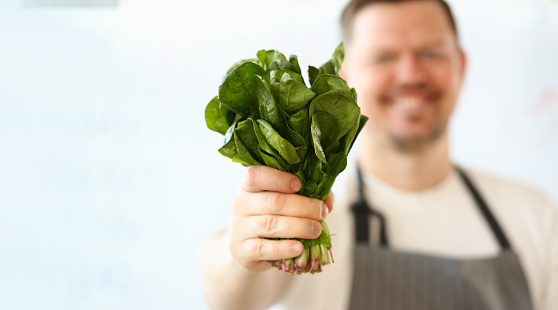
[{"xmin": 0, "ymin": 0, "xmax": 557, "ymax": 309}]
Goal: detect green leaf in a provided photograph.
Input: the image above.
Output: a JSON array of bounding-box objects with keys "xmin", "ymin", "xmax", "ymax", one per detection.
[
  {"xmin": 235, "ymin": 119, "xmax": 264, "ymax": 165},
  {"xmin": 311, "ymin": 74, "xmax": 353, "ymax": 98},
  {"xmin": 338, "ymin": 114, "xmax": 361, "ymax": 155},
  {"xmin": 331, "ymin": 42, "xmax": 345, "ymax": 76},
  {"xmin": 257, "ymin": 50, "xmax": 288, "ymax": 71},
  {"xmin": 219, "ymin": 101, "xmax": 237, "ymax": 128},
  {"xmin": 218, "ymin": 123, "xmax": 237, "ymax": 159},
  {"xmin": 288, "ymin": 107, "xmax": 310, "ymax": 142},
  {"xmin": 311, "ymin": 114, "xmax": 328, "ymax": 164},
  {"xmin": 257, "ymin": 119, "xmax": 301, "ymax": 165},
  {"xmin": 226, "ymin": 58, "xmax": 261, "ymax": 74},
  {"xmin": 308, "ymin": 66, "xmax": 320, "ymax": 86},
  {"xmin": 259, "ymin": 148, "xmax": 287, "ymax": 171},
  {"xmin": 218, "ymin": 62, "xmax": 266, "ymax": 118},
  {"xmin": 319, "ymin": 60, "xmax": 336, "ymax": 76},
  {"xmin": 288, "ymin": 54, "xmax": 302, "ymax": 74},
  {"xmin": 311, "ymin": 112, "xmax": 338, "ymax": 151},
  {"xmin": 253, "ymin": 75, "xmax": 286, "ymax": 133},
  {"xmin": 309, "ymin": 90, "xmax": 361, "ymax": 142},
  {"xmin": 274, "ymin": 73, "xmax": 315, "ymax": 114},
  {"xmin": 268, "ymin": 70, "xmax": 304, "ymax": 84},
  {"xmin": 233, "ymin": 131, "xmax": 262, "ymax": 166},
  {"xmin": 252, "ymin": 123, "xmax": 291, "ymax": 171},
  {"xmin": 269, "ymin": 59, "xmax": 298, "ymax": 72},
  {"xmin": 348, "ymin": 115, "xmax": 368, "ymax": 153},
  {"xmin": 304, "ymin": 152, "xmax": 325, "ymax": 190},
  {"xmin": 205, "ymin": 96, "xmax": 229, "ymax": 135}
]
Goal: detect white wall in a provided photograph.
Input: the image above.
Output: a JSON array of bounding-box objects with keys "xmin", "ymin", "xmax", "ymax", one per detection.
[{"xmin": 0, "ymin": 1, "xmax": 556, "ymax": 309}]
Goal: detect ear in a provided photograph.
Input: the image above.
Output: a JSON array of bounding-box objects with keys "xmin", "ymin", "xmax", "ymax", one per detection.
[{"xmin": 459, "ymin": 50, "xmax": 467, "ymax": 81}]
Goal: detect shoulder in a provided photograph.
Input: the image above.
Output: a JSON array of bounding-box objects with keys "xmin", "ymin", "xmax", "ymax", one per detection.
[
  {"xmin": 460, "ymin": 166, "xmax": 558, "ymax": 243},
  {"xmin": 462, "ymin": 167, "xmax": 555, "ymax": 211}
]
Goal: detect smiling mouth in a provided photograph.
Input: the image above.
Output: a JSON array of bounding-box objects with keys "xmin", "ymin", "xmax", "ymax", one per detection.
[
  {"xmin": 385, "ymin": 96, "xmax": 434, "ymax": 117},
  {"xmin": 392, "ymin": 97, "xmax": 424, "ymax": 112}
]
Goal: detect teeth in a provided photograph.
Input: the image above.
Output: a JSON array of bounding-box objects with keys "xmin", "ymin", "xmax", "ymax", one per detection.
[{"xmin": 393, "ymin": 97, "xmax": 422, "ymax": 111}]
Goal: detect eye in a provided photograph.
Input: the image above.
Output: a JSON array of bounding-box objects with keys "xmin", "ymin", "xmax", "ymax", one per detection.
[
  {"xmin": 376, "ymin": 53, "xmax": 394, "ymax": 64},
  {"xmin": 421, "ymin": 50, "xmax": 439, "ymax": 59}
]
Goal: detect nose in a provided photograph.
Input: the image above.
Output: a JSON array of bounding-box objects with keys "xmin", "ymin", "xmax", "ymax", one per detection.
[{"xmin": 395, "ymin": 54, "xmax": 426, "ymax": 85}]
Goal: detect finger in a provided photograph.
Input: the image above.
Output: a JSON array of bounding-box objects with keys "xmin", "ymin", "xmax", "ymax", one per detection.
[
  {"xmin": 324, "ymin": 191, "xmax": 334, "ymax": 213},
  {"xmin": 240, "ymin": 166, "xmax": 301, "ymax": 193},
  {"xmin": 238, "ymin": 192, "xmax": 328, "ymax": 221},
  {"xmin": 246, "ymin": 214, "xmax": 322, "ymax": 240},
  {"xmin": 237, "ymin": 238, "xmax": 303, "ymax": 262}
]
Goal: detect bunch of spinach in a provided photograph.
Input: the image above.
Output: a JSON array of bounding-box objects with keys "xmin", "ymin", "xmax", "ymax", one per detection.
[{"xmin": 205, "ymin": 43, "xmax": 367, "ymax": 274}]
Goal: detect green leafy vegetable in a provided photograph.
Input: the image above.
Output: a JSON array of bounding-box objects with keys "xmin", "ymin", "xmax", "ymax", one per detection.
[{"xmin": 205, "ymin": 42, "xmax": 368, "ymax": 275}]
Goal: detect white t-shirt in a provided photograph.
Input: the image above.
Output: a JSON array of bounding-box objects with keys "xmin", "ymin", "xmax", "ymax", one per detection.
[{"xmin": 277, "ymin": 166, "xmax": 558, "ymax": 310}]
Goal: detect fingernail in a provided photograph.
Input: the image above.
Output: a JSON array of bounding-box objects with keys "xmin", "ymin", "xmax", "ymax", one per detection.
[
  {"xmin": 321, "ymin": 203, "xmax": 329, "ymax": 219},
  {"xmin": 312, "ymin": 222, "xmax": 322, "ymax": 237},
  {"xmin": 291, "ymin": 179, "xmax": 301, "ymax": 192},
  {"xmin": 292, "ymin": 242, "xmax": 302, "ymax": 254}
]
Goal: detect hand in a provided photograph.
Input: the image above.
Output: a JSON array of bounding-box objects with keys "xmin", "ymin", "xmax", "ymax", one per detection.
[{"xmin": 228, "ymin": 165, "xmax": 334, "ymax": 273}]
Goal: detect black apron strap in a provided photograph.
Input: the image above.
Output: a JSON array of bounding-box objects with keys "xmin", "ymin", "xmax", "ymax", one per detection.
[
  {"xmin": 351, "ymin": 165, "xmax": 512, "ymax": 251},
  {"xmin": 455, "ymin": 167, "xmax": 512, "ymax": 250},
  {"xmin": 350, "ymin": 165, "xmax": 389, "ymax": 246}
]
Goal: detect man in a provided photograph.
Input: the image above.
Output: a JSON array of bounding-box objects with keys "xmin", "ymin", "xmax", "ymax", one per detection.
[{"xmin": 200, "ymin": 0, "xmax": 558, "ymax": 309}]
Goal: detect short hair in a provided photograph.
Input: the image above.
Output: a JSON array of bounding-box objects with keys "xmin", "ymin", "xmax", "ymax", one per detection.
[{"xmin": 341, "ymin": 0, "xmax": 460, "ymax": 45}]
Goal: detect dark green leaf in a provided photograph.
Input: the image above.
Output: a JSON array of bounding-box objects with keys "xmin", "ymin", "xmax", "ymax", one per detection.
[
  {"xmin": 304, "ymin": 152, "xmax": 325, "ymax": 187},
  {"xmin": 311, "ymin": 114, "xmax": 328, "ymax": 164},
  {"xmin": 274, "ymin": 73, "xmax": 315, "ymax": 114},
  {"xmin": 259, "ymin": 147, "xmax": 287, "ymax": 171},
  {"xmin": 252, "ymin": 123, "xmax": 291, "ymax": 171},
  {"xmin": 257, "ymin": 119, "xmax": 301, "ymax": 165},
  {"xmin": 226, "ymin": 58, "xmax": 261, "ymax": 74},
  {"xmin": 308, "ymin": 66, "xmax": 320, "ymax": 86},
  {"xmin": 347, "ymin": 115, "xmax": 368, "ymax": 153},
  {"xmin": 235, "ymin": 119, "xmax": 264, "ymax": 164},
  {"xmin": 269, "ymin": 70, "xmax": 304, "ymax": 84},
  {"xmin": 319, "ymin": 60, "xmax": 336, "ymax": 76},
  {"xmin": 233, "ymin": 130, "xmax": 262, "ymax": 166},
  {"xmin": 219, "ymin": 101, "xmax": 237, "ymax": 128},
  {"xmin": 288, "ymin": 107, "xmax": 310, "ymax": 142},
  {"xmin": 311, "ymin": 74, "xmax": 353, "ymax": 98},
  {"xmin": 253, "ymin": 75, "xmax": 286, "ymax": 133},
  {"xmin": 205, "ymin": 96, "xmax": 229, "ymax": 135},
  {"xmin": 312, "ymin": 112, "xmax": 338, "ymax": 150},
  {"xmin": 338, "ymin": 114, "xmax": 361, "ymax": 155},
  {"xmin": 218, "ymin": 123, "xmax": 237, "ymax": 159},
  {"xmin": 331, "ymin": 42, "xmax": 345, "ymax": 76},
  {"xmin": 257, "ymin": 50, "xmax": 288, "ymax": 71},
  {"xmin": 269, "ymin": 59, "xmax": 298, "ymax": 72},
  {"xmin": 288, "ymin": 55, "xmax": 302, "ymax": 74},
  {"xmin": 309, "ymin": 90, "xmax": 360, "ymax": 142},
  {"xmin": 218, "ymin": 62, "xmax": 266, "ymax": 118}
]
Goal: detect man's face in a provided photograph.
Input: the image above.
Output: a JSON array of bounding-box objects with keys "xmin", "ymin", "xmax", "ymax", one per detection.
[{"xmin": 341, "ymin": 1, "xmax": 466, "ymax": 152}]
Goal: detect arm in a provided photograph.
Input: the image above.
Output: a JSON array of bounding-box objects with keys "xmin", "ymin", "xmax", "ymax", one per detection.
[{"xmin": 199, "ymin": 166, "xmax": 333, "ymax": 310}]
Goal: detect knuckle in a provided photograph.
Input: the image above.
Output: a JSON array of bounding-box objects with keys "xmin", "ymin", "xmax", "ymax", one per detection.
[
  {"xmin": 266, "ymin": 192, "xmax": 286, "ymax": 211},
  {"xmin": 261, "ymin": 214, "xmax": 279, "ymax": 234},
  {"xmin": 254, "ymin": 240, "xmax": 266, "ymax": 259}
]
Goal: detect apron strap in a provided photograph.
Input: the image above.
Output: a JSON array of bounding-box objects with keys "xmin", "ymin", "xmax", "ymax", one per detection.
[
  {"xmin": 350, "ymin": 165, "xmax": 513, "ymax": 251},
  {"xmin": 350, "ymin": 165, "xmax": 389, "ymax": 246},
  {"xmin": 455, "ymin": 167, "xmax": 512, "ymax": 250}
]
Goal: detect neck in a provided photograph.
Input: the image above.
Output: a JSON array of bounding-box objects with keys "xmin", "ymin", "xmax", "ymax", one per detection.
[{"xmin": 359, "ymin": 132, "xmax": 452, "ymax": 191}]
